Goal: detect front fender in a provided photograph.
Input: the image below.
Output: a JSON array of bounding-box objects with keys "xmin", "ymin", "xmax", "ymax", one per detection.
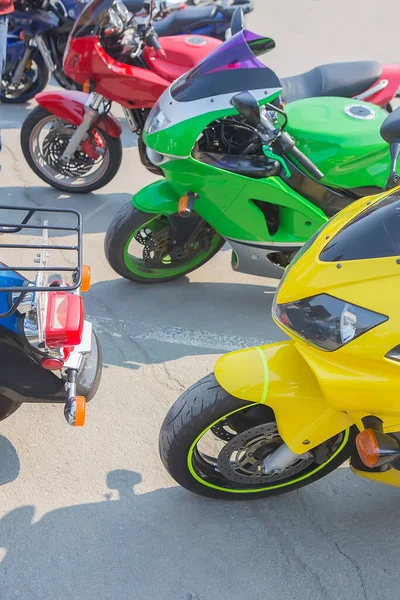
[
  {"xmin": 132, "ymin": 179, "xmax": 180, "ymax": 215},
  {"xmin": 215, "ymin": 341, "xmax": 353, "ymax": 454},
  {"xmin": 35, "ymin": 91, "xmax": 122, "ymax": 138}
]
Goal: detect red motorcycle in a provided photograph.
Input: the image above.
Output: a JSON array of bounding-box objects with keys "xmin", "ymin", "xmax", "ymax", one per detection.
[{"xmin": 20, "ymin": 0, "xmax": 221, "ymax": 193}]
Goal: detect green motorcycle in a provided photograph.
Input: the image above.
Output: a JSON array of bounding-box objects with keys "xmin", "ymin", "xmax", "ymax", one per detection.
[{"xmin": 105, "ymin": 29, "xmax": 392, "ymax": 283}]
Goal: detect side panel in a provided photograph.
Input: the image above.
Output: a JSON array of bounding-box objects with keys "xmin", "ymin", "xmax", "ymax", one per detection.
[
  {"xmin": 214, "ymin": 341, "xmax": 353, "ymax": 454},
  {"xmin": 163, "ymin": 158, "xmax": 327, "ymax": 242},
  {"xmin": 35, "ymin": 91, "xmax": 122, "ymax": 138}
]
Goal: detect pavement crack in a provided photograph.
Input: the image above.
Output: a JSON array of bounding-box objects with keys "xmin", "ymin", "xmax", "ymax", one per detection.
[
  {"xmin": 5, "ymin": 143, "xmax": 38, "ymax": 207},
  {"xmin": 159, "ymin": 361, "xmax": 186, "ymax": 392},
  {"xmin": 334, "ymin": 542, "xmax": 368, "ymax": 600}
]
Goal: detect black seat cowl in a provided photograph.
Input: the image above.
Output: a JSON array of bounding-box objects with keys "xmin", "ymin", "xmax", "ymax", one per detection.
[
  {"xmin": 281, "ymin": 61, "xmax": 382, "ymax": 104},
  {"xmin": 153, "ymin": 5, "xmax": 217, "ymax": 37},
  {"xmin": 381, "ymin": 107, "xmax": 400, "ymax": 144}
]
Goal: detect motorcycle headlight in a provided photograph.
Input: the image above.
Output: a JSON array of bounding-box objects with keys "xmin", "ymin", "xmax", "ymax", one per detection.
[
  {"xmin": 144, "ymin": 102, "xmax": 171, "ymax": 135},
  {"xmin": 272, "ymin": 293, "xmax": 387, "ymax": 351}
]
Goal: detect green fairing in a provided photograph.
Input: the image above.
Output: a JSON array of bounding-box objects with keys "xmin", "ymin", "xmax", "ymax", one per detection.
[
  {"xmin": 284, "ymin": 97, "xmax": 390, "ymax": 189},
  {"xmin": 133, "ymin": 95, "xmax": 393, "ymax": 268}
]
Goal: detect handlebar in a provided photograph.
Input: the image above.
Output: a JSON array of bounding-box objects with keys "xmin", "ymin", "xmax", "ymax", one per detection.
[
  {"xmin": 145, "ymin": 29, "xmax": 166, "ymax": 59},
  {"xmin": 280, "ymin": 132, "xmax": 324, "ymax": 181}
]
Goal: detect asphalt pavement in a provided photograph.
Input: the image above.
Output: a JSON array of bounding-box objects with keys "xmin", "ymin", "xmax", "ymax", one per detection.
[{"xmin": 1, "ymin": 1, "xmax": 400, "ymax": 599}]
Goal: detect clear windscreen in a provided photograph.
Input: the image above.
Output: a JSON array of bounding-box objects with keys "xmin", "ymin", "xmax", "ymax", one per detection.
[
  {"xmin": 70, "ymin": 0, "xmax": 114, "ymax": 38},
  {"xmin": 171, "ymin": 30, "xmax": 280, "ymax": 103}
]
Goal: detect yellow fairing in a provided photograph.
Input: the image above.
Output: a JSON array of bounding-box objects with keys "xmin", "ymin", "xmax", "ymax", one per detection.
[
  {"xmin": 350, "ymin": 465, "xmax": 400, "ymax": 487},
  {"xmin": 214, "ymin": 341, "xmax": 353, "ymax": 454}
]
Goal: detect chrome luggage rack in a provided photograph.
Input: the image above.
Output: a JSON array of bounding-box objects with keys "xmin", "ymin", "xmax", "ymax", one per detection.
[{"xmin": 0, "ymin": 205, "xmax": 82, "ymax": 317}]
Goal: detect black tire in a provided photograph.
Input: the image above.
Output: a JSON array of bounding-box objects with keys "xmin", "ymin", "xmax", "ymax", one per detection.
[
  {"xmin": 159, "ymin": 373, "xmax": 357, "ymax": 500},
  {"xmin": 0, "ymin": 395, "xmax": 21, "ymax": 422},
  {"xmin": 1, "ymin": 52, "xmax": 49, "ymax": 104},
  {"xmin": 104, "ymin": 202, "xmax": 224, "ymax": 283},
  {"xmin": 20, "ymin": 106, "xmax": 123, "ymax": 194}
]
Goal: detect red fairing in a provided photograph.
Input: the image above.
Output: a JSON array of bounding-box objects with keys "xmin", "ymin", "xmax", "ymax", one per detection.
[
  {"xmin": 142, "ymin": 35, "xmax": 221, "ymax": 83},
  {"xmin": 63, "ymin": 35, "xmax": 221, "ymax": 109},
  {"xmin": 35, "ymin": 90, "xmax": 123, "ymax": 138},
  {"xmin": 358, "ymin": 65, "xmax": 400, "ymax": 107}
]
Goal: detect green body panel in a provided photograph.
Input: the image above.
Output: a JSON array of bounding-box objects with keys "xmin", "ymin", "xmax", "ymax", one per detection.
[
  {"xmin": 132, "ymin": 157, "xmax": 327, "ymax": 243},
  {"xmin": 132, "ymin": 178, "xmax": 180, "ymax": 215},
  {"xmin": 136, "ymin": 96, "xmax": 391, "ymax": 248},
  {"xmin": 284, "ymin": 97, "xmax": 389, "ymax": 189}
]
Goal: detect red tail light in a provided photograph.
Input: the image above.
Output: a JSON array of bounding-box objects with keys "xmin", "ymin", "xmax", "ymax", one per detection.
[{"xmin": 44, "ymin": 292, "xmax": 84, "ymax": 349}]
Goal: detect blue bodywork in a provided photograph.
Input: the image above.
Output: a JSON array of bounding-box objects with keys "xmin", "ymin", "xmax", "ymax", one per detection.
[
  {"xmin": 6, "ymin": 0, "xmax": 84, "ymax": 70},
  {"xmin": 0, "ymin": 269, "xmax": 26, "ymax": 334}
]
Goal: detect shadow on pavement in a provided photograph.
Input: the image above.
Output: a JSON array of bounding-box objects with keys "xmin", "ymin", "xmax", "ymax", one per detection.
[
  {"xmin": 0, "ymin": 435, "xmax": 20, "ymax": 486},
  {"xmin": 0, "ymin": 467, "xmax": 399, "ymax": 600}
]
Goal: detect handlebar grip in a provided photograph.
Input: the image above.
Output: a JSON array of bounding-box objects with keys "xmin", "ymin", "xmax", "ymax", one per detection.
[
  {"xmin": 146, "ymin": 30, "xmax": 166, "ymax": 59},
  {"xmin": 283, "ymin": 135, "xmax": 324, "ymax": 180}
]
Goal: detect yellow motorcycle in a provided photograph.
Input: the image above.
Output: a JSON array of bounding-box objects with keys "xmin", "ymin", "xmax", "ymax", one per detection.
[{"xmin": 159, "ymin": 107, "xmax": 400, "ymax": 499}]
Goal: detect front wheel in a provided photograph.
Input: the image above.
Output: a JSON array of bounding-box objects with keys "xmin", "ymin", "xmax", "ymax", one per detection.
[
  {"xmin": 21, "ymin": 106, "xmax": 122, "ymax": 194},
  {"xmin": 105, "ymin": 203, "xmax": 224, "ymax": 283},
  {"xmin": 1, "ymin": 52, "xmax": 49, "ymax": 104},
  {"xmin": 159, "ymin": 374, "xmax": 356, "ymax": 499}
]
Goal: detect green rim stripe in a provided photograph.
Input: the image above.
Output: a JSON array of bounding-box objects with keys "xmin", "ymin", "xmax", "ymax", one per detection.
[
  {"xmin": 256, "ymin": 346, "xmax": 269, "ymax": 404},
  {"xmin": 187, "ymin": 405, "xmax": 350, "ymax": 494}
]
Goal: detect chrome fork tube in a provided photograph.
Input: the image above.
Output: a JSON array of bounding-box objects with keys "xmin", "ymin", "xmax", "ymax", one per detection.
[{"xmin": 60, "ymin": 93, "xmax": 105, "ymax": 163}]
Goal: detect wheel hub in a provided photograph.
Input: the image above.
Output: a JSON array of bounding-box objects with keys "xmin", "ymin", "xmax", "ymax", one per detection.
[{"xmin": 217, "ymin": 423, "xmax": 314, "ymax": 484}]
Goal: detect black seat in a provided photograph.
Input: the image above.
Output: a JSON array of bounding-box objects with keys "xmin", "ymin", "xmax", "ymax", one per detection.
[
  {"xmin": 381, "ymin": 108, "xmax": 400, "ymax": 143},
  {"xmin": 153, "ymin": 5, "xmax": 217, "ymax": 37},
  {"xmin": 280, "ymin": 61, "xmax": 382, "ymax": 103}
]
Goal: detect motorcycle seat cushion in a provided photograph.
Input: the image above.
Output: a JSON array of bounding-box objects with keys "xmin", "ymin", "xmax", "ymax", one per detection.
[
  {"xmin": 153, "ymin": 5, "xmax": 218, "ymax": 37},
  {"xmin": 280, "ymin": 61, "xmax": 382, "ymax": 103}
]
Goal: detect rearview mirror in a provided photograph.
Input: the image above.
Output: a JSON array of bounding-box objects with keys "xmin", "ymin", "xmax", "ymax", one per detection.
[
  {"xmin": 230, "ymin": 7, "xmax": 246, "ymax": 36},
  {"xmin": 231, "ymin": 91, "xmax": 261, "ymax": 127}
]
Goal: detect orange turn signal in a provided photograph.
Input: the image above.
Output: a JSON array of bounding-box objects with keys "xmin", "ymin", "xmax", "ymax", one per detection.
[
  {"xmin": 80, "ymin": 265, "xmax": 91, "ymax": 292},
  {"xmin": 82, "ymin": 80, "xmax": 90, "ymax": 93},
  {"xmin": 356, "ymin": 429, "xmax": 380, "ymax": 468},
  {"xmin": 74, "ymin": 396, "xmax": 86, "ymax": 427},
  {"xmin": 178, "ymin": 194, "xmax": 190, "ymax": 216},
  {"xmin": 19, "ymin": 31, "xmax": 25, "ymax": 41}
]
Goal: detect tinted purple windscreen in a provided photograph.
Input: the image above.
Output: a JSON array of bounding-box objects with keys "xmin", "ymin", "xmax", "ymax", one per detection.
[{"xmin": 171, "ymin": 30, "xmax": 280, "ymax": 103}]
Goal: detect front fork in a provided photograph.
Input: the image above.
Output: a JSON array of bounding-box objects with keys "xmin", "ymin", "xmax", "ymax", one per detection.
[
  {"xmin": 60, "ymin": 93, "xmax": 106, "ymax": 163},
  {"xmin": 11, "ymin": 34, "xmax": 56, "ymax": 85}
]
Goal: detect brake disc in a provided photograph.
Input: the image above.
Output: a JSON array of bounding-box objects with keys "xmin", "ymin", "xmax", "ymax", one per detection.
[{"xmin": 217, "ymin": 423, "xmax": 314, "ymax": 484}]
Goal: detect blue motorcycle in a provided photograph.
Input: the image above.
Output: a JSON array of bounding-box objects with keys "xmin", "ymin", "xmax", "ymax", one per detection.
[
  {"xmin": 2, "ymin": 0, "xmax": 86, "ymax": 103},
  {"xmin": 0, "ymin": 205, "xmax": 102, "ymax": 426},
  {"xmin": 151, "ymin": 0, "xmax": 253, "ymax": 40}
]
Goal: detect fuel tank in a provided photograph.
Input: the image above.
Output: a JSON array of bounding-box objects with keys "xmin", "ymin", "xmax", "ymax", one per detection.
[{"xmin": 284, "ymin": 97, "xmax": 390, "ymax": 190}]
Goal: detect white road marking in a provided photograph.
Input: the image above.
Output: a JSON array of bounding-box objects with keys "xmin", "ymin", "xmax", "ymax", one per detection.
[
  {"xmin": 88, "ymin": 315, "xmax": 269, "ymax": 351},
  {"xmin": 136, "ymin": 327, "xmax": 269, "ymax": 352}
]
